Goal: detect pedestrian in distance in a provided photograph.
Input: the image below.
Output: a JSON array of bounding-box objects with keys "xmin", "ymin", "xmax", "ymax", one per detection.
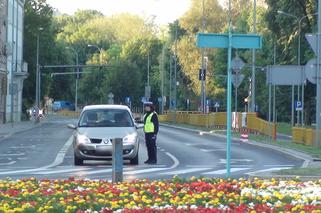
[{"xmin": 143, "ymin": 102, "xmax": 159, "ymax": 164}]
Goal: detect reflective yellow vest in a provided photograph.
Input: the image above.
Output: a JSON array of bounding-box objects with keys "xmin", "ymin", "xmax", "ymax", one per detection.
[{"xmin": 144, "ymin": 112, "xmax": 156, "ymax": 133}]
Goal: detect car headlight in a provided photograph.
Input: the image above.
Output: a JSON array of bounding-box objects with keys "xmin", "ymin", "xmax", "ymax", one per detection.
[
  {"xmin": 123, "ymin": 133, "xmax": 137, "ymax": 145},
  {"xmin": 76, "ymin": 134, "xmax": 91, "ymax": 144}
]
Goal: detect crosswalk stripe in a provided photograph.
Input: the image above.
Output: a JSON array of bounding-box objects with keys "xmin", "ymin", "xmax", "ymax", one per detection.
[
  {"xmin": 31, "ymin": 167, "xmax": 92, "ymax": 175},
  {"xmin": 160, "ymin": 168, "xmax": 212, "ymax": 175},
  {"xmin": 203, "ymin": 167, "xmax": 250, "ymax": 175},
  {"xmin": 124, "ymin": 168, "xmax": 167, "ymax": 175}
]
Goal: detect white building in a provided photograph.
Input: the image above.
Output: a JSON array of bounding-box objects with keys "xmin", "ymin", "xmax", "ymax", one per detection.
[{"xmin": 6, "ymin": 0, "xmax": 28, "ymax": 122}]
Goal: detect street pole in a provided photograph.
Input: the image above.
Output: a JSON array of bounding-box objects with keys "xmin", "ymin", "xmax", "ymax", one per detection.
[
  {"xmin": 226, "ymin": 0, "xmax": 232, "ymax": 177},
  {"xmin": 161, "ymin": 46, "xmax": 165, "ymax": 114},
  {"xmin": 201, "ymin": 0, "xmax": 206, "ymax": 113},
  {"xmin": 169, "ymin": 55, "xmax": 172, "ymax": 110},
  {"xmin": 251, "ymin": 0, "xmax": 256, "ymax": 112},
  {"xmin": 174, "ymin": 21, "xmax": 178, "ymax": 110},
  {"xmin": 35, "ymin": 27, "xmax": 43, "ymax": 123},
  {"xmin": 316, "ymin": 0, "xmax": 321, "ymax": 148}
]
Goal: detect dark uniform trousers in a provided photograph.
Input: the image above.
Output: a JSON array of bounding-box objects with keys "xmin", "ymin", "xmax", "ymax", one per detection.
[{"xmin": 145, "ymin": 134, "xmax": 157, "ymax": 162}]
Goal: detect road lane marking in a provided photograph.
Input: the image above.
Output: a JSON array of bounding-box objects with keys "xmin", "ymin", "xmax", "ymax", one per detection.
[
  {"xmin": 160, "ymin": 167, "xmax": 212, "ymax": 175},
  {"xmin": 203, "ymin": 167, "xmax": 250, "ymax": 175},
  {"xmin": 200, "ymin": 149, "xmax": 225, "ymax": 152},
  {"xmin": 165, "ymin": 152, "xmax": 179, "ymax": 169},
  {"xmin": 0, "ymin": 136, "xmax": 73, "ymax": 175},
  {"xmin": 246, "ymin": 167, "xmax": 292, "ymax": 175},
  {"xmin": 10, "ymin": 145, "xmax": 36, "ymax": 149},
  {"xmin": 263, "ymin": 165, "xmax": 294, "ymax": 167},
  {"xmin": 0, "ymin": 153, "xmax": 25, "ymax": 157},
  {"xmin": 219, "ymin": 159, "xmax": 253, "ymax": 164},
  {"xmin": 0, "ymin": 161, "xmax": 16, "ymax": 166},
  {"xmin": 44, "ymin": 135, "xmax": 73, "ymax": 168}
]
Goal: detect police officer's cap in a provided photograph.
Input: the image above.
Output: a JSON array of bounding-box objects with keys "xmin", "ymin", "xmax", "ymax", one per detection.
[{"xmin": 144, "ymin": 101, "xmax": 153, "ymax": 106}]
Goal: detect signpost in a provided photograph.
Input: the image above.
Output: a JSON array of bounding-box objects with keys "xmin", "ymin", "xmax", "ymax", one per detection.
[
  {"xmin": 305, "ymin": 33, "xmax": 321, "ymax": 148},
  {"xmin": 196, "ymin": 1, "xmax": 262, "ymax": 177}
]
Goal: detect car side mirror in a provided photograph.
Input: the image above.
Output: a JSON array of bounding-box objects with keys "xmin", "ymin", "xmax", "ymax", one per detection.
[
  {"xmin": 67, "ymin": 124, "xmax": 77, "ymax": 130},
  {"xmin": 135, "ymin": 117, "xmax": 143, "ymax": 123}
]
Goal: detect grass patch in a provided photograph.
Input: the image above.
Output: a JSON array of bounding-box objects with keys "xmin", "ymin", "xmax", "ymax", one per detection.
[
  {"xmin": 276, "ymin": 122, "xmax": 292, "ymax": 135},
  {"xmin": 275, "ymin": 167, "xmax": 321, "ymax": 176}
]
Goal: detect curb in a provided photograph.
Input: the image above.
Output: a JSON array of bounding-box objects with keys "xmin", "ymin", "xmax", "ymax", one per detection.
[{"xmin": 160, "ymin": 123, "xmax": 320, "ymax": 178}]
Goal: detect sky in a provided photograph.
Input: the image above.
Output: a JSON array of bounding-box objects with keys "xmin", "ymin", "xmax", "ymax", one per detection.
[
  {"xmin": 46, "ymin": 0, "xmax": 227, "ymax": 25},
  {"xmin": 46, "ymin": 0, "xmax": 193, "ymax": 25}
]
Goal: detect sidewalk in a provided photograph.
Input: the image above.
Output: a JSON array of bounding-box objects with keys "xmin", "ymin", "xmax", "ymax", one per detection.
[{"xmin": 0, "ymin": 119, "xmax": 45, "ymax": 140}]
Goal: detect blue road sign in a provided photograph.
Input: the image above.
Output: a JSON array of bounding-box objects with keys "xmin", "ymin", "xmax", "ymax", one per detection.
[
  {"xmin": 197, "ymin": 33, "xmax": 262, "ymax": 49},
  {"xmin": 295, "ymin": 101, "xmax": 303, "ymax": 111}
]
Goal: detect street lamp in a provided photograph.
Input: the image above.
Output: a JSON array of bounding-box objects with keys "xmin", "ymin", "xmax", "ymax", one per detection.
[
  {"xmin": 87, "ymin": 44, "xmax": 104, "ymax": 63},
  {"xmin": 35, "ymin": 27, "xmax": 43, "ymax": 122},
  {"xmin": 65, "ymin": 46, "xmax": 79, "ymax": 111}
]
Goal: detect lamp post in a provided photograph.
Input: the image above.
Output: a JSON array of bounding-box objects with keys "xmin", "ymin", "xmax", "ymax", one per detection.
[
  {"xmin": 277, "ymin": 10, "xmax": 302, "ymax": 126},
  {"xmin": 200, "ymin": 0, "xmax": 206, "ymax": 113},
  {"xmin": 65, "ymin": 47, "xmax": 79, "ymax": 111},
  {"xmin": 87, "ymin": 44, "xmax": 103, "ymax": 63}
]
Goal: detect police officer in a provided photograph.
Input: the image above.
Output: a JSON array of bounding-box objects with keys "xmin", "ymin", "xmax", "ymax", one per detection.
[{"xmin": 143, "ymin": 102, "xmax": 159, "ymax": 164}]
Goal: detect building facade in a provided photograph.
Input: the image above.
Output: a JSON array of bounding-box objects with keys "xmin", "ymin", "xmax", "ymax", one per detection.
[
  {"xmin": 0, "ymin": 0, "xmax": 7, "ymax": 123},
  {"xmin": 6, "ymin": 0, "xmax": 28, "ymax": 122}
]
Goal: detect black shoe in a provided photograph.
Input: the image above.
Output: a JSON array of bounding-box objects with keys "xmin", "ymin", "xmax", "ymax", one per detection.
[
  {"xmin": 144, "ymin": 160, "xmax": 151, "ymax": 164},
  {"xmin": 147, "ymin": 161, "xmax": 157, "ymax": 164}
]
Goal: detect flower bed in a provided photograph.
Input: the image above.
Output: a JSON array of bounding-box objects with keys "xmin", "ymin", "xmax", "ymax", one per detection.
[{"xmin": 0, "ymin": 177, "xmax": 320, "ymax": 212}]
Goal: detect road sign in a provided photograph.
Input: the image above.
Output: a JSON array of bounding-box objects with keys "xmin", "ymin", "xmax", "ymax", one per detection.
[
  {"xmin": 295, "ymin": 101, "xmax": 303, "ymax": 111},
  {"xmin": 232, "ymin": 74, "xmax": 245, "ymax": 88},
  {"xmin": 267, "ymin": 65, "xmax": 305, "ymax": 85},
  {"xmin": 305, "ymin": 58, "xmax": 321, "ymax": 84},
  {"xmin": 197, "ymin": 33, "xmax": 262, "ymax": 49},
  {"xmin": 231, "ymin": 56, "xmax": 245, "ymax": 71},
  {"xmin": 305, "ymin": 34, "xmax": 321, "ymax": 55}
]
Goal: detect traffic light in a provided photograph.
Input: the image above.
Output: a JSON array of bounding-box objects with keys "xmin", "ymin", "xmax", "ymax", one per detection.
[{"xmin": 199, "ymin": 69, "xmax": 206, "ymax": 81}]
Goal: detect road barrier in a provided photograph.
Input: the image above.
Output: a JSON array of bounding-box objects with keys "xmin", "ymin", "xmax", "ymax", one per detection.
[
  {"xmin": 159, "ymin": 111, "xmax": 276, "ymax": 139},
  {"xmin": 57, "ymin": 110, "xmax": 80, "ymax": 118},
  {"xmin": 292, "ymin": 127, "xmax": 321, "ymax": 146}
]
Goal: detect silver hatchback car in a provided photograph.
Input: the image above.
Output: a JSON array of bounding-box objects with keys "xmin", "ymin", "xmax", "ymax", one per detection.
[{"xmin": 68, "ymin": 105, "xmax": 140, "ymax": 165}]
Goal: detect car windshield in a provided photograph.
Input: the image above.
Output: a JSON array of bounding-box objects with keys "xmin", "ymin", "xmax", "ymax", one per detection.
[{"xmin": 78, "ymin": 109, "xmax": 134, "ymax": 127}]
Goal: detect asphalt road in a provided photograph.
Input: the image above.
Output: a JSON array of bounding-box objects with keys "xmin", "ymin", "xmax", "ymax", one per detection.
[{"xmin": 0, "ymin": 116, "xmax": 303, "ymax": 181}]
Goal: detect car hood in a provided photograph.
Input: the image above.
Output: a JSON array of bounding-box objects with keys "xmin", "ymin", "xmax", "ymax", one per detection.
[{"xmin": 77, "ymin": 127, "xmax": 137, "ymax": 139}]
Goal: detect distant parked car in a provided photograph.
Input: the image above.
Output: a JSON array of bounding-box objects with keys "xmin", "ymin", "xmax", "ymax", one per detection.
[{"xmin": 52, "ymin": 101, "xmax": 75, "ymax": 111}]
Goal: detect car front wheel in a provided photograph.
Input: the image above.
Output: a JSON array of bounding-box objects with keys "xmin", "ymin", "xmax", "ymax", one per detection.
[
  {"xmin": 130, "ymin": 153, "xmax": 139, "ymax": 165},
  {"xmin": 74, "ymin": 153, "xmax": 83, "ymax": 165}
]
